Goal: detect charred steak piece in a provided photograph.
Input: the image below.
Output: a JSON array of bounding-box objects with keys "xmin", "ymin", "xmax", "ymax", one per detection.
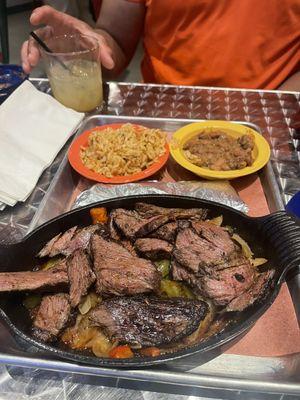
[
  {"xmin": 198, "ymin": 262, "xmax": 256, "ymax": 306},
  {"xmin": 67, "ymin": 249, "xmax": 96, "ymax": 308},
  {"xmin": 172, "ymin": 254, "xmax": 272, "ymax": 311},
  {"xmin": 61, "ymin": 225, "xmax": 104, "ymax": 256},
  {"xmin": 0, "ymin": 261, "xmax": 68, "ymax": 293},
  {"xmin": 111, "ymin": 209, "xmax": 169, "ymax": 240},
  {"xmin": 135, "ymin": 203, "xmax": 208, "ymax": 220},
  {"xmin": 173, "ymin": 223, "xmax": 243, "ymax": 274},
  {"xmin": 150, "ymin": 222, "xmax": 178, "ymax": 243},
  {"xmin": 33, "ymin": 293, "xmax": 71, "ymax": 342},
  {"xmin": 91, "ymin": 235, "xmax": 161, "ymax": 296},
  {"xmin": 37, "ymin": 225, "xmax": 102, "ymax": 258},
  {"xmin": 226, "ymin": 270, "xmax": 274, "ymax": 312},
  {"xmin": 171, "ymin": 259, "xmax": 198, "ymax": 286},
  {"xmin": 38, "ymin": 226, "xmax": 77, "ymax": 258},
  {"xmin": 191, "ymin": 221, "xmax": 236, "ymax": 255},
  {"xmin": 89, "ymin": 295, "xmax": 208, "ymax": 346},
  {"xmin": 173, "ymin": 227, "xmax": 225, "ymax": 273},
  {"xmin": 135, "ymin": 238, "xmax": 173, "ymax": 260}
]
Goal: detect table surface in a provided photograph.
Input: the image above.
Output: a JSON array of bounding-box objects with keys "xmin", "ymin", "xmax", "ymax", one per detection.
[{"xmin": 0, "ymin": 80, "xmax": 299, "ymax": 399}]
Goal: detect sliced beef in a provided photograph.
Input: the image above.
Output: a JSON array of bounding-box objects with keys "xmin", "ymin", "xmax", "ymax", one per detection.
[
  {"xmin": 111, "ymin": 209, "xmax": 169, "ymax": 240},
  {"xmin": 88, "ymin": 295, "xmax": 208, "ymax": 346},
  {"xmin": 120, "ymin": 239, "xmax": 137, "ymax": 256},
  {"xmin": 135, "ymin": 203, "xmax": 208, "ymax": 220},
  {"xmin": 173, "ymin": 227, "xmax": 225, "ymax": 273},
  {"xmin": 150, "ymin": 222, "xmax": 178, "ymax": 243},
  {"xmin": 37, "ymin": 233, "xmax": 62, "ymax": 258},
  {"xmin": 0, "ymin": 261, "xmax": 68, "ymax": 292},
  {"xmin": 198, "ymin": 263, "xmax": 256, "ymax": 306},
  {"xmin": 38, "ymin": 226, "xmax": 77, "ymax": 258},
  {"xmin": 171, "ymin": 259, "xmax": 198, "ymax": 286},
  {"xmin": 192, "ymin": 221, "xmax": 236, "ymax": 255},
  {"xmin": 226, "ymin": 270, "xmax": 274, "ymax": 312},
  {"xmin": 173, "ymin": 222, "xmax": 244, "ymax": 274},
  {"xmin": 135, "ymin": 238, "xmax": 173, "ymax": 260},
  {"xmin": 37, "ymin": 225, "xmax": 103, "ymax": 258},
  {"xmin": 33, "ymin": 293, "xmax": 71, "ymax": 342},
  {"xmin": 91, "ymin": 235, "xmax": 161, "ymax": 296},
  {"xmin": 67, "ymin": 249, "xmax": 96, "ymax": 308},
  {"xmin": 60, "ymin": 225, "xmax": 103, "ymax": 256},
  {"xmin": 108, "ymin": 216, "xmax": 122, "ymax": 241}
]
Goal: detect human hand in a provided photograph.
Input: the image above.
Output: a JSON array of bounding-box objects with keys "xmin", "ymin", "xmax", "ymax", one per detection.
[{"xmin": 21, "ymin": 6, "xmax": 115, "ymax": 73}]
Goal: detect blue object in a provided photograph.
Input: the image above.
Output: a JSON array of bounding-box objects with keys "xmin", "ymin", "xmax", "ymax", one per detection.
[
  {"xmin": 0, "ymin": 64, "xmax": 28, "ymax": 105},
  {"xmin": 286, "ymin": 191, "xmax": 300, "ymax": 219}
]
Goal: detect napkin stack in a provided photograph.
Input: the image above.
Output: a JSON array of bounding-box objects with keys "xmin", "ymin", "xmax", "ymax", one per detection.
[{"xmin": 0, "ymin": 80, "xmax": 84, "ymax": 209}]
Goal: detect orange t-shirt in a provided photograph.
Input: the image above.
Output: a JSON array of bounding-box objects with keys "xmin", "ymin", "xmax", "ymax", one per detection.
[{"xmin": 128, "ymin": 0, "xmax": 300, "ymax": 89}]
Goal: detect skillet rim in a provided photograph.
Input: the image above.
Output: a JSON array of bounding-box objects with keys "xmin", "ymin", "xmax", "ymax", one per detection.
[{"xmin": 0, "ymin": 194, "xmax": 294, "ymax": 368}]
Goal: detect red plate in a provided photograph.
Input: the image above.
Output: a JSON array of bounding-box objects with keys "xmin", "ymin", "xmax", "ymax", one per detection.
[{"xmin": 68, "ymin": 123, "xmax": 170, "ymax": 184}]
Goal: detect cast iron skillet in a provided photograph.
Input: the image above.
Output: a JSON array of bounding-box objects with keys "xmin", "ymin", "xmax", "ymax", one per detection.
[{"xmin": 0, "ymin": 195, "xmax": 299, "ymax": 368}]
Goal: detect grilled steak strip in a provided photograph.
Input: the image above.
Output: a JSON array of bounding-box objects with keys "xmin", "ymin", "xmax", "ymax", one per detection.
[
  {"xmin": 198, "ymin": 263, "xmax": 256, "ymax": 305},
  {"xmin": 173, "ymin": 227, "xmax": 225, "ymax": 273},
  {"xmin": 171, "ymin": 259, "xmax": 198, "ymax": 286},
  {"xmin": 91, "ymin": 235, "xmax": 161, "ymax": 296},
  {"xmin": 135, "ymin": 238, "xmax": 173, "ymax": 260},
  {"xmin": 61, "ymin": 225, "xmax": 102, "ymax": 256},
  {"xmin": 111, "ymin": 209, "xmax": 170, "ymax": 240},
  {"xmin": 38, "ymin": 226, "xmax": 77, "ymax": 258},
  {"xmin": 67, "ymin": 249, "xmax": 96, "ymax": 308},
  {"xmin": 226, "ymin": 270, "xmax": 274, "ymax": 312},
  {"xmin": 173, "ymin": 222, "xmax": 246, "ymax": 274},
  {"xmin": 150, "ymin": 221, "xmax": 178, "ymax": 243},
  {"xmin": 89, "ymin": 295, "xmax": 208, "ymax": 346},
  {"xmin": 191, "ymin": 221, "xmax": 236, "ymax": 255},
  {"xmin": 135, "ymin": 203, "xmax": 208, "ymax": 220},
  {"xmin": 0, "ymin": 261, "xmax": 68, "ymax": 292},
  {"xmin": 172, "ymin": 252, "xmax": 272, "ymax": 311},
  {"xmin": 37, "ymin": 224, "xmax": 102, "ymax": 258},
  {"xmin": 37, "ymin": 233, "xmax": 62, "ymax": 258},
  {"xmin": 33, "ymin": 293, "xmax": 71, "ymax": 342}
]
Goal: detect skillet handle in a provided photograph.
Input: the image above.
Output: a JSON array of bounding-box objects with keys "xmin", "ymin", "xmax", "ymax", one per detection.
[{"xmin": 259, "ymin": 211, "xmax": 300, "ymax": 326}]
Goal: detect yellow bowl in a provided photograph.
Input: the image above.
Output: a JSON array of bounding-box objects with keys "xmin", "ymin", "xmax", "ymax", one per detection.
[{"xmin": 170, "ymin": 121, "xmax": 271, "ymax": 180}]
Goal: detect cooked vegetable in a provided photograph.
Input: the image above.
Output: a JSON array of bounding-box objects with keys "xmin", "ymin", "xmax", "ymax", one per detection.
[
  {"xmin": 160, "ymin": 280, "xmax": 195, "ymax": 299},
  {"xmin": 232, "ymin": 233, "xmax": 254, "ymax": 258},
  {"xmin": 91, "ymin": 331, "xmax": 116, "ymax": 357},
  {"xmin": 109, "ymin": 345, "xmax": 134, "ymax": 359},
  {"xmin": 40, "ymin": 256, "xmax": 63, "ymax": 271},
  {"xmin": 78, "ymin": 292, "xmax": 100, "ymax": 315},
  {"xmin": 154, "ymin": 259, "xmax": 170, "ymax": 278},
  {"xmin": 23, "ymin": 294, "xmax": 42, "ymax": 310},
  {"xmin": 209, "ymin": 215, "xmax": 223, "ymax": 226},
  {"xmin": 61, "ymin": 315, "xmax": 115, "ymax": 357},
  {"xmin": 90, "ymin": 207, "xmax": 108, "ymax": 224},
  {"xmin": 140, "ymin": 347, "xmax": 161, "ymax": 357},
  {"xmin": 251, "ymin": 258, "xmax": 268, "ymax": 267}
]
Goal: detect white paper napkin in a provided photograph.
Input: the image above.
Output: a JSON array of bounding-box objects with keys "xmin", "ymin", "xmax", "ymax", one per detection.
[{"xmin": 0, "ymin": 80, "xmax": 84, "ymax": 207}]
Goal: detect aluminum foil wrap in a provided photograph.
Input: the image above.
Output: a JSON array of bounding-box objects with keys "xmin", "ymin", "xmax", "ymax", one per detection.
[{"xmin": 73, "ymin": 181, "xmax": 248, "ymax": 213}]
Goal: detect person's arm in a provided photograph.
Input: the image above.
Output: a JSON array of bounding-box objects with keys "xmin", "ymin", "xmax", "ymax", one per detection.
[
  {"xmin": 21, "ymin": 1, "xmax": 145, "ymax": 78},
  {"xmin": 278, "ymin": 71, "xmax": 300, "ymax": 92},
  {"xmin": 96, "ymin": 0, "xmax": 145, "ymax": 77}
]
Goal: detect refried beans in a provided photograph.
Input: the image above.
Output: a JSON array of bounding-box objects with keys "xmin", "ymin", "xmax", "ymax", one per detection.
[{"xmin": 183, "ymin": 131, "xmax": 255, "ymax": 171}]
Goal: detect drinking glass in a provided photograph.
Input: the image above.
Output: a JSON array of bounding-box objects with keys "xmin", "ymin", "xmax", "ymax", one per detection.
[{"xmin": 40, "ymin": 34, "xmax": 103, "ymax": 112}]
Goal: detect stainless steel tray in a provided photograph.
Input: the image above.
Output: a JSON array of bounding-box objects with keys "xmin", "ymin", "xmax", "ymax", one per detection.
[
  {"xmin": 28, "ymin": 114, "xmax": 283, "ymax": 231},
  {"xmin": 0, "ymin": 114, "xmax": 298, "ymax": 397}
]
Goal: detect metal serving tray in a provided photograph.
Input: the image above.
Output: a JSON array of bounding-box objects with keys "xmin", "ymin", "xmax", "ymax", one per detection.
[
  {"xmin": 28, "ymin": 114, "xmax": 283, "ymax": 231},
  {"xmin": 0, "ymin": 115, "xmax": 298, "ymax": 397}
]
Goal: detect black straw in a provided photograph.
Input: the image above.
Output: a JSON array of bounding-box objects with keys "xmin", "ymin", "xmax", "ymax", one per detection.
[{"xmin": 30, "ymin": 31, "xmax": 71, "ymax": 72}]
